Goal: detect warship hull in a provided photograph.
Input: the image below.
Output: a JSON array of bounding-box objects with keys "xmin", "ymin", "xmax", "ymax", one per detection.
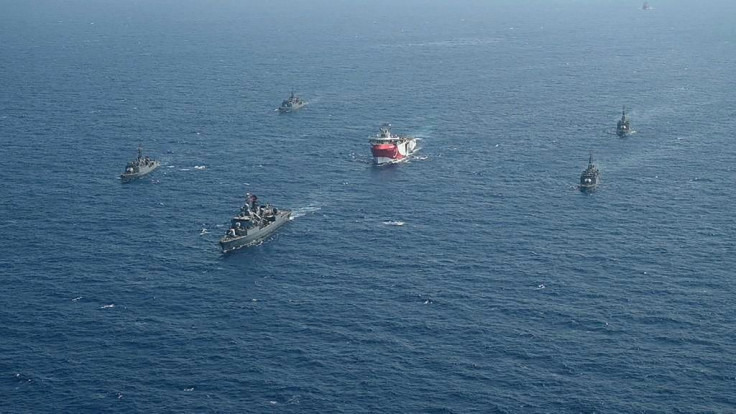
[
  {"xmin": 579, "ymin": 182, "xmax": 598, "ymax": 192},
  {"xmin": 580, "ymin": 173, "xmax": 599, "ymax": 192},
  {"xmin": 219, "ymin": 210, "xmax": 292, "ymax": 253},
  {"xmin": 120, "ymin": 161, "xmax": 161, "ymax": 182},
  {"xmin": 278, "ymin": 102, "xmax": 306, "ymax": 113}
]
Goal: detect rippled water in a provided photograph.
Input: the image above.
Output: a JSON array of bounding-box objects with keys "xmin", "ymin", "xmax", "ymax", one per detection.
[{"xmin": 1, "ymin": 0, "xmax": 735, "ymax": 412}]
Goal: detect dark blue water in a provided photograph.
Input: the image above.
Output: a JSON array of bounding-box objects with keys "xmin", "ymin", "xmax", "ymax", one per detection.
[{"xmin": 2, "ymin": 0, "xmax": 735, "ymax": 412}]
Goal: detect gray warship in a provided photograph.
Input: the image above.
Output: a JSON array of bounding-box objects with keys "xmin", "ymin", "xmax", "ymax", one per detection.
[
  {"xmin": 120, "ymin": 146, "xmax": 160, "ymax": 182},
  {"xmin": 278, "ymin": 91, "xmax": 307, "ymax": 112},
  {"xmin": 616, "ymin": 106, "xmax": 632, "ymax": 137},
  {"xmin": 580, "ymin": 153, "xmax": 600, "ymax": 192},
  {"xmin": 219, "ymin": 193, "xmax": 292, "ymax": 253}
]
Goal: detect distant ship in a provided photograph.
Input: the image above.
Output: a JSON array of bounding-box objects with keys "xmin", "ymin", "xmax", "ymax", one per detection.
[
  {"xmin": 642, "ymin": 2, "xmax": 652, "ymax": 10},
  {"xmin": 369, "ymin": 123, "xmax": 418, "ymax": 165},
  {"xmin": 580, "ymin": 153, "xmax": 600, "ymax": 192},
  {"xmin": 219, "ymin": 193, "xmax": 291, "ymax": 253},
  {"xmin": 616, "ymin": 106, "xmax": 632, "ymax": 137},
  {"xmin": 278, "ymin": 91, "xmax": 307, "ymax": 112},
  {"xmin": 120, "ymin": 146, "xmax": 160, "ymax": 182}
]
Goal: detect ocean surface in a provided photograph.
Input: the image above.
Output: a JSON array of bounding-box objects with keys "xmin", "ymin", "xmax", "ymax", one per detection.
[{"xmin": 1, "ymin": 0, "xmax": 735, "ymax": 412}]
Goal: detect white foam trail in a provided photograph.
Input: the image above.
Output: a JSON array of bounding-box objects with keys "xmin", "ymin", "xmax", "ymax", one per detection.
[
  {"xmin": 290, "ymin": 206, "xmax": 321, "ymax": 219},
  {"xmin": 100, "ymin": 304, "xmax": 115, "ymax": 309},
  {"xmin": 194, "ymin": 165, "xmax": 206, "ymax": 170},
  {"xmin": 382, "ymin": 221, "xmax": 405, "ymax": 226}
]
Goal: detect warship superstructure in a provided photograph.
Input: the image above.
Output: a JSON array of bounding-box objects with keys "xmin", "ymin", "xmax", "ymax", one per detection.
[
  {"xmin": 580, "ymin": 153, "xmax": 600, "ymax": 192},
  {"xmin": 369, "ymin": 123, "xmax": 418, "ymax": 165},
  {"xmin": 120, "ymin": 146, "xmax": 160, "ymax": 182},
  {"xmin": 616, "ymin": 106, "xmax": 632, "ymax": 137},
  {"xmin": 219, "ymin": 193, "xmax": 292, "ymax": 253}
]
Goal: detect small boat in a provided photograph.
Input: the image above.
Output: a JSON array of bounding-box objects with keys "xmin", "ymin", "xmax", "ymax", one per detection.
[
  {"xmin": 580, "ymin": 153, "xmax": 600, "ymax": 192},
  {"xmin": 278, "ymin": 91, "xmax": 307, "ymax": 112},
  {"xmin": 120, "ymin": 146, "xmax": 160, "ymax": 182},
  {"xmin": 219, "ymin": 193, "xmax": 292, "ymax": 253},
  {"xmin": 642, "ymin": 2, "xmax": 652, "ymax": 10},
  {"xmin": 616, "ymin": 106, "xmax": 632, "ymax": 137},
  {"xmin": 369, "ymin": 123, "xmax": 418, "ymax": 165}
]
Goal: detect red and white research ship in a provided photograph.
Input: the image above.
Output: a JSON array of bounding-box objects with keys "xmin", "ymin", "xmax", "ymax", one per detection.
[{"xmin": 369, "ymin": 123, "xmax": 418, "ymax": 165}]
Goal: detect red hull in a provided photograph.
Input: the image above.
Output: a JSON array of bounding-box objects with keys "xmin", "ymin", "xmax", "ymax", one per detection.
[{"xmin": 371, "ymin": 144, "xmax": 404, "ymax": 161}]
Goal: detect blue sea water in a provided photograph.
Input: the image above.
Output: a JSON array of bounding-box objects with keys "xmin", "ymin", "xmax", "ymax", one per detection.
[{"xmin": 1, "ymin": 0, "xmax": 736, "ymax": 412}]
